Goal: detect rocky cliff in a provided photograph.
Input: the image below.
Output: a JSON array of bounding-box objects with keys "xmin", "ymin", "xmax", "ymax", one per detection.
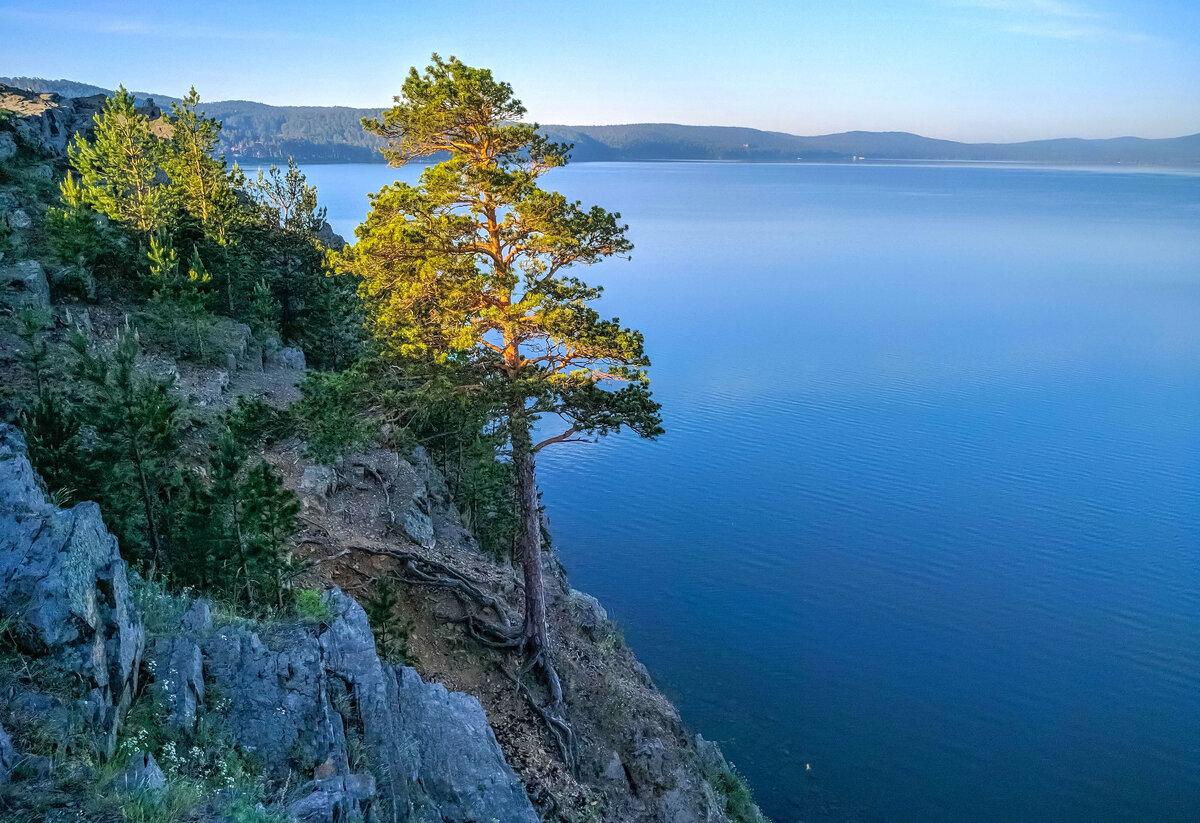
[{"xmin": 0, "ymin": 84, "xmax": 769, "ymax": 823}]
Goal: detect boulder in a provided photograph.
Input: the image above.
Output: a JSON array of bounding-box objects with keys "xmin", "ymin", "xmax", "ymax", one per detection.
[
  {"xmin": 6, "ymin": 209, "xmax": 30, "ymax": 230},
  {"xmin": 119, "ymin": 751, "xmax": 167, "ymax": 797},
  {"xmin": 0, "ymin": 425, "xmax": 145, "ymax": 757},
  {"xmin": 568, "ymin": 589, "xmax": 609, "ymax": 634},
  {"xmin": 137, "ymin": 352, "xmax": 180, "ymax": 383},
  {"xmin": 0, "ymin": 132, "xmax": 16, "ymax": 161},
  {"xmin": 50, "ymin": 264, "xmax": 98, "ymax": 301},
  {"xmin": 0, "ymin": 259, "xmax": 49, "ymax": 311},
  {"xmin": 267, "ymin": 346, "xmax": 306, "ymax": 370},
  {"xmin": 299, "ymin": 464, "xmax": 338, "ymax": 509},
  {"xmin": 178, "ymin": 366, "xmax": 229, "ymax": 407},
  {"xmin": 207, "ymin": 317, "xmax": 257, "ymax": 370}
]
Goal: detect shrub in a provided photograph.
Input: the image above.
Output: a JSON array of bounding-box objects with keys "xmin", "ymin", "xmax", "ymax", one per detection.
[
  {"xmin": 294, "ymin": 368, "xmax": 374, "ymax": 465},
  {"xmin": 710, "ymin": 767, "xmax": 762, "ymax": 823},
  {"xmin": 292, "ymin": 589, "xmax": 333, "ymax": 624}
]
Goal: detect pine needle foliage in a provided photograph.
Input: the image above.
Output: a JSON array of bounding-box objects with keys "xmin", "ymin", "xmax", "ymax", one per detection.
[
  {"xmin": 70, "ymin": 321, "xmax": 183, "ymax": 571},
  {"xmin": 67, "ymin": 87, "xmax": 170, "ymax": 233}
]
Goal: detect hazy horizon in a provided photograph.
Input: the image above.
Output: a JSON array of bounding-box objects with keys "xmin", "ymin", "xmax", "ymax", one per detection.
[
  {"xmin": 2, "ymin": 0, "xmax": 1197, "ymax": 143},
  {"xmin": 5, "ymin": 76, "xmax": 1198, "ymax": 145}
]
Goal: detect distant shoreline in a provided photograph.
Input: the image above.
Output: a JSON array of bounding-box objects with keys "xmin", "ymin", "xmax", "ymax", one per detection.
[{"xmin": 243, "ymin": 156, "xmax": 1200, "ymax": 174}]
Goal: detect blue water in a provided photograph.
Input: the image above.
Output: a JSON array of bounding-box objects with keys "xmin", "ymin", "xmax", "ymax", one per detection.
[{"xmin": 301, "ymin": 161, "xmax": 1200, "ymax": 823}]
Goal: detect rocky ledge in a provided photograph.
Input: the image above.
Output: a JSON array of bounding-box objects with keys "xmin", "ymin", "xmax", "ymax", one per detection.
[{"xmin": 0, "ymin": 424, "xmax": 538, "ymax": 822}]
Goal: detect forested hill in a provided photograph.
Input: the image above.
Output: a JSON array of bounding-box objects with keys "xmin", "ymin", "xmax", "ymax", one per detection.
[{"xmin": 4, "ymin": 76, "xmax": 1198, "ymax": 166}]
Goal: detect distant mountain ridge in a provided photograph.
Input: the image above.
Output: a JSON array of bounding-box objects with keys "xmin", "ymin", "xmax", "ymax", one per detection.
[{"xmin": 4, "ymin": 76, "xmax": 1197, "ymax": 166}]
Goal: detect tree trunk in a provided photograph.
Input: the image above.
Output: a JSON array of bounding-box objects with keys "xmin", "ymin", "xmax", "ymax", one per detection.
[{"xmin": 510, "ymin": 415, "xmax": 549, "ymax": 654}]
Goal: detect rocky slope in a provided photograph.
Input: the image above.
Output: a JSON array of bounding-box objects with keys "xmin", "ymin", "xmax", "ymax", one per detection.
[{"xmin": 0, "ymin": 84, "xmax": 769, "ymax": 823}]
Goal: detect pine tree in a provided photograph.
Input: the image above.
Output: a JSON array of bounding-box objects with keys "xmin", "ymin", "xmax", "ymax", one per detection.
[
  {"xmin": 67, "ymin": 87, "xmax": 170, "ymax": 233},
  {"xmin": 71, "ymin": 321, "xmax": 182, "ymax": 571},
  {"xmin": 199, "ymin": 423, "xmax": 300, "ymax": 607},
  {"xmin": 144, "ymin": 232, "xmax": 214, "ymax": 358},
  {"xmin": 341, "ymin": 55, "xmax": 664, "ymax": 751},
  {"xmin": 161, "ymin": 87, "xmax": 244, "ymax": 243},
  {"xmin": 365, "ymin": 578, "xmax": 413, "ymax": 664},
  {"xmin": 250, "ymin": 159, "xmax": 324, "ymax": 233},
  {"xmin": 240, "ymin": 462, "xmax": 300, "ymax": 606},
  {"xmin": 246, "ymin": 276, "xmax": 282, "ymax": 349}
]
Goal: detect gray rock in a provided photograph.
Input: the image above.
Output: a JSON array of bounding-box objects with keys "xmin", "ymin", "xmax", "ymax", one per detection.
[
  {"xmin": 198, "ymin": 589, "xmax": 536, "ymax": 823},
  {"xmin": 316, "ymin": 221, "xmax": 346, "ymax": 251},
  {"xmin": 599, "ymin": 749, "xmax": 628, "ymax": 785},
  {"xmin": 268, "ymin": 346, "xmax": 306, "ymax": 370},
  {"xmin": 207, "ymin": 317, "xmax": 256, "ymax": 370},
  {"xmin": 26, "ymin": 163, "xmax": 54, "ymax": 183},
  {"xmin": 8, "ymin": 690, "xmax": 75, "ymax": 740},
  {"xmin": 662, "ymin": 787, "xmax": 702, "ymax": 823},
  {"xmin": 0, "ymin": 722, "xmax": 13, "ymax": 784},
  {"xmin": 152, "ymin": 635, "xmax": 204, "ymax": 730},
  {"xmin": 287, "ymin": 790, "xmax": 337, "ymax": 822},
  {"xmin": 403, "ymin": 498, "xmax": 436, "ymax": 549},
  {"xmin": 201, "ymin": 622, "xmax": 342, "ymax": 776},
  {"xmin": 119, "ymin": 751, "xmax": 167, "ymax": 797},
  {"xmin": 137, "ymin": 352, "xmax": 180, "ymax": 383},
  {"xmin": 180, "ymin": 598, "xmax": 213, "ymax": 634},
  {"xmin": 7, "ymin": 209, "xmax": 30, "ymax": 230},
  {"xmin": 317, "ymin": 771, "xmax": 376, "ymax": 801},
  {"xmin": 299, "ymin": 464, "xmax": 338, "ymax": 508},
  {"xmin": 0, "ymin": 425, "xmax": 145, "ymax": 757},
  {"xmin": 568, "ymin": 589, "xmax": 609, "ymax": 634},
  {"xmin": 411, "ymin": 446, "xmax": 476, "ymax": 550},
  {"xmin": 51, "ymin": 264, "xmax": 98, "ymax": 301},
  {"xmin": 322, "ymin": 590, "xmax": 540, "ymax": 823},
  {"xmin": 695, "ymin": 734, "xmax": 729, "ymax": 777},
  {"xmin": 149, "ymin": 599, "xmax": 211, "ymax": 731},
  {"xmin": 0, "ymin": 259, "xmax": 49, "ymax": 310},
  {"xmin": 393, "ymin": 664, "xmax": 539, "ymax": 823},
  {"xmin": 20, "ymin": 753, "xmax": 51, "ymax": 779},
  {"xmin": 289, "ymin": 772, "xmax": 378, "ymax": 822},
  {"xmin": 179, "ymin": 366, "xmax": 229, "ymax": 407},
  {"xmin": 0, "ymin": 132, "xmax": 16, "ymax": 161},
  {"xmin": 224, "ymin": 352, "xmax": 237, "ymax": 372}
]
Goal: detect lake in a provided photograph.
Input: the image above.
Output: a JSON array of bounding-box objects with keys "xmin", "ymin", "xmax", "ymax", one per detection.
[{"xmin": 298, "ymin": 160, "xmax": 1200, "ymax": 823}]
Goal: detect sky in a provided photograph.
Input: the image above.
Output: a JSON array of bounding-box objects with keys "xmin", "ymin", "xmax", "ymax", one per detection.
[{"xmin": 1, "ymin": 0, "xmax": 1197, "ymax": 142}]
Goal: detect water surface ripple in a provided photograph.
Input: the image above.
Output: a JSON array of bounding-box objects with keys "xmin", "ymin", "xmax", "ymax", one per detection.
[{"xmin": 304, "ymin": 161, "xmax": 1200, "ymax": 823}]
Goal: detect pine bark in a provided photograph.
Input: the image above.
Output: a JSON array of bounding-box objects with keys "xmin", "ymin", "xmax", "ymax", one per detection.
[{"xmin": 510, "ymin": 415, "xmax": 549, "ymax": 654}]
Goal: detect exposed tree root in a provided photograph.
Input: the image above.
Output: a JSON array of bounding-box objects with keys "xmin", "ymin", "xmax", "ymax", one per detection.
[
  {"xmin": 498, "ymin": 657, "xmax": 576, "ymax": 774},
  {"xmin": 348, "ymin": 544, "xmax": 507, "ymax": 618},
  {"xmin": 329, "ymin": 541, "xmax": 576, "ymax": 772}
]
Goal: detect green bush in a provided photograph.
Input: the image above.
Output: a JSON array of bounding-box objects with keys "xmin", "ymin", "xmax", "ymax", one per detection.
[
  {"xmin": 294, "ymin": 368, "xmax": 374, "ymax": 465},
  {"xmin": 710, "ymin": 767, "xmax": 762, "ymax": 823},
  {"xmin": 292, "ymin": 589, "xmax": 333, "ymax": 624}
]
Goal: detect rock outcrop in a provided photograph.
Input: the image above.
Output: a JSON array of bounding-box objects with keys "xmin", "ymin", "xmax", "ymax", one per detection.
[
  {"xmin": 0, "ymin": 425, "xmax": 145, "ymax": 758},
  {"xmin": 0, "ymin": 259, "xmax": 50, "ymax": 312},
  {"xmin": 0, "ymin": 85, "xmax": 105, "ymax": 157},
  {"xmin": 145, "ymin": 584, "xmax": 539, "ymax": 823},
  {"xmin": 0, "ymin": 423, "xmax": 539, "ymax": 822}
]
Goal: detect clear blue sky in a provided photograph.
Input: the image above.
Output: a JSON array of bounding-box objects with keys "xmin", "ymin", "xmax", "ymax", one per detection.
[{"xmin": 2, "ymin": 0, "xmax": 1197, "ymax": 141}]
